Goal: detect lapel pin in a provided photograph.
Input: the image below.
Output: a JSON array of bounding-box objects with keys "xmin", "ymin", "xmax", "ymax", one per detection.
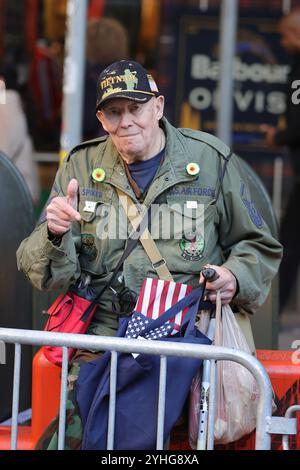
[
  {"xmin": 186, "ymin": 162, "xmax": 200, "ymax": 176},
  {"xmin": 92, "ymin": 168, "xmax": 106, "ymax": 182}
]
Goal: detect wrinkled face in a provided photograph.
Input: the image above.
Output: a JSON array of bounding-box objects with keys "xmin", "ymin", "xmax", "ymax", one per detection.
[{"xmin": 96, "ymin": 96, "xmax": 164, "ymax": 162}]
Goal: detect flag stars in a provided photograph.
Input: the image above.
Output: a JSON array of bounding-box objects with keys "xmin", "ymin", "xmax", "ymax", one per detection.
[{"xmin": 125, "ymin": 311, "xmax": 176, "ymax": 341}]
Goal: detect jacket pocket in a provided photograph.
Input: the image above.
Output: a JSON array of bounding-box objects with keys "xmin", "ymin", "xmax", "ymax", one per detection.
[
  {"xmin": 150, "ymin": 196, "xmax": 219, "ymax": 273},
  {"xmin": 165, "ymin": 195, "xmax": 217, "ymax": 241}
]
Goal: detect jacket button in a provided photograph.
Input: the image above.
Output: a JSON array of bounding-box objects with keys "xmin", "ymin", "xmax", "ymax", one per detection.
[{"xmin": 164, "ymin": 177, "xmax": 169, "ymax": 182}]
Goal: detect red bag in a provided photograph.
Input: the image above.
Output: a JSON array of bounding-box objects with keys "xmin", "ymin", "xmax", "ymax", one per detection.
[{"xmin": 43, "ymin": 291, "xmax": 97, "ymax": 366}]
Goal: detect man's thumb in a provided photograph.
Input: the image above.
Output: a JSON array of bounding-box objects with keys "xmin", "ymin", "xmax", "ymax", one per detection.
[{"xmin": 67, "ymin": 178, "xmax": 78, "ymax": 209}]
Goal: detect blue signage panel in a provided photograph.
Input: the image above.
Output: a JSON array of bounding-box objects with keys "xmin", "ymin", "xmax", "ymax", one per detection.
[{"xmin": 176, "ymin": 15, "xmax": 289, "ymax": 150}]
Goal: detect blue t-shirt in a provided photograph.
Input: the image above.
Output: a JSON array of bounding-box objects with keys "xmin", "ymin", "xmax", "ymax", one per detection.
[{"xmin": 127, "ymin": 148, "xmax": 165, "ymax": 195}]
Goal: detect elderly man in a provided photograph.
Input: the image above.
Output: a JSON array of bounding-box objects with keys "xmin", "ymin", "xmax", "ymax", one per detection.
[{"xmin": 17, "ymin": 60, "xmax": 282, "ymax": 449}]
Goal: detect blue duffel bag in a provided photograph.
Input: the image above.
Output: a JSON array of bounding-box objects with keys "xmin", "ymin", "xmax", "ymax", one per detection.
[{"xmin": 75, "ymin": 286, "xmax": 212, "ymax": 450}]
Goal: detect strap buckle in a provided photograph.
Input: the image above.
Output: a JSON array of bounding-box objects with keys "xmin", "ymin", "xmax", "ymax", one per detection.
[{"xmin": 152, "ymin": 258, "xmax": 167, "ymax": 270}]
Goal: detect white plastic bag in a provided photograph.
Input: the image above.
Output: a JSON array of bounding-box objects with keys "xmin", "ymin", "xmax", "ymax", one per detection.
[
  {"xmin": 214, "ymin": 303, "xmax": 259, "ymax": 444},
  {"xmin": 189, "ymin": 300, "xmax": 259, "ymax": 448}
]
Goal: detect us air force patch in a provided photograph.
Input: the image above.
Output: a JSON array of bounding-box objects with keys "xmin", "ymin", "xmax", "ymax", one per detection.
[
  {"xmin": 180, "ymin": 233, "xmax": 205, "ymax": 261},
  {"xmin": 240, "ymin": 183, "xmax": 264, "ymax": 228}
]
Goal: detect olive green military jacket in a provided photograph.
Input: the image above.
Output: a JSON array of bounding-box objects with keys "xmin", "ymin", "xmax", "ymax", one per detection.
[{"xmin": 17, "ymin": 117, "xmax": 282, "ymax": 337}]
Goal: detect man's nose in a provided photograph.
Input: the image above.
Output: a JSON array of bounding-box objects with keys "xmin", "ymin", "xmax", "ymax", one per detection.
[{"xmin": 119, "ymin": 110, "xmax": 133, "ymax": 127}]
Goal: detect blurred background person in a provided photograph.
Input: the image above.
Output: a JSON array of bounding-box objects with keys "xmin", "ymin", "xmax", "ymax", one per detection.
[
  {"xmin": 83, "ymin": 17, "xmax": 129, "ymax": 140},
  {"xmin": 28, "ymin": 38, "xmax": 64, "ymax": 151},
  {"xmin": 261, "ymin": 9, "xmax": 300, "ymax": 314},
  {"xmin": 0, "ymin": 61, "xmax": 40, "ymax": 205}
]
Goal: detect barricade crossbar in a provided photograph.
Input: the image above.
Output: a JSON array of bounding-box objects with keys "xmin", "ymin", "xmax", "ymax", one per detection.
[{"xmin": 0, "ymin": 327, "xmax": 291, "ymax": 451}]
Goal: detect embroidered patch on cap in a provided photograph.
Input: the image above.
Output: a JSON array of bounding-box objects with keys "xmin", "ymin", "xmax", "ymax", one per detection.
[{"xmin": 96, "ymin": 60, "xmax": 160, "ymax": 109}]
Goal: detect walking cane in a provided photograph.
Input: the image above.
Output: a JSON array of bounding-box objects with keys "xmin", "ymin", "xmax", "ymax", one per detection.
[{"xmin": 197, "ymin": 267, "xmax": 219, "ymax": 450}]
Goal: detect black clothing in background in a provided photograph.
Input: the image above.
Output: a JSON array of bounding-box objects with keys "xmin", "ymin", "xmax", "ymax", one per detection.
[
  {"xmin": 275, "ymin": 58, "xmax": 300, "ymax": 176},
  {"xmin": 275, "ymin": 57, "xmax": 300, "ymax": 311}
]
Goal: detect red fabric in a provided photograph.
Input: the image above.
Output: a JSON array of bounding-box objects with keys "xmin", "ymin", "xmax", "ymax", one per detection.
[
  {"xmin": 25, "ymin": 0, "xmax": 39, "ymax": 55},
  {"xmin": 88, "ymin": 0, "xmax": 105, "ymax": 19},
  {"xmin": 29, "ymin": 45, "xmax": 62, "ymax": 128},
  {"xmin": 44, "ymin": 292, "xmax": 97, "ymax": 366}
]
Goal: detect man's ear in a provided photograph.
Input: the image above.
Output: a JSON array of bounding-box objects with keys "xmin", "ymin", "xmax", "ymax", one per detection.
[
  {"xmin": 96, "ymin": 110, "xmax": 108, "ymax": 132},
  {"xmin": 155, "ymin": 95, "xmax": 165, "ymax": 120},
  {"xmin": 96, "ymin": 110, "xmax": 102, "ymax": 123}
]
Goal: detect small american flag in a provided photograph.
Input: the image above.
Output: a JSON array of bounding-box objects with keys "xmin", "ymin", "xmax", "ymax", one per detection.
[
  {"xmin": 125, "ymin": 278, "xmax": 193, "ymax": 340},
  {"xmin": 125, "ymin": 312, "xmax": 173, "ymax": 340}
]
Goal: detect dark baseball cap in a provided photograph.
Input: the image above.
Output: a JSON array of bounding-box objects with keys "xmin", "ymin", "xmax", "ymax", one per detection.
[{"xmin": 96, "ymin": 60, "xmax": 160, "ymax": 110}]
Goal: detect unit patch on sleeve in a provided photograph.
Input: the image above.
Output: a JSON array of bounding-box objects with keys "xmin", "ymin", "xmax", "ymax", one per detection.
[{"xmin": 240, "ymin": 183, "xmax": 264, "ymax": 229}]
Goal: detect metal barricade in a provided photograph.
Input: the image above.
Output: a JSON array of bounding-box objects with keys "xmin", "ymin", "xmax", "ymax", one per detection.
[
  {"xmin": 0, "ymin": 327, "xmax": 297, "ymax": 451},
  {"xmin": 282, "ymin": 405, "xmax": 300, "ymax": 450}
]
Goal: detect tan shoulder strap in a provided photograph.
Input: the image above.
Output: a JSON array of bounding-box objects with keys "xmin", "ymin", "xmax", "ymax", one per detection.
[{"xmin": 116, "ymin": 188, "xmax": 173, "ymax": 282}]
